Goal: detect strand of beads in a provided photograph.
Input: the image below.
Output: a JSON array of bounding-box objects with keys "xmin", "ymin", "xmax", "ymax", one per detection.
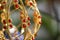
[
  {"xmin": 13, "ymin": 0, "xmax": 19, "ymax": 9},
  {"xmin": 20, "ymin": 11, "xmax": 31, "ymax": 29},
  {"xmin": 1, "ymin": 12, "xmax": 21, "ymax": 40},
  {"xmin": 25, "ymin": 0, "xmax": 42, "ymax": 40},
  {"xmin": 0, "ymin": 0, "xmax": 14, "ymax": 40},
  {"xmin": 19, "ymin": 0, "xmax": 32, "ymax": 40},
  {"xmin": 0, "ymin": 1, "xmax": 7, "ymax": 40}
]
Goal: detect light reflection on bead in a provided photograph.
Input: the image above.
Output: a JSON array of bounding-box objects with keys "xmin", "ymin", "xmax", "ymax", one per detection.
[
  {"xmin": 0, "ymin": 4, "xmax": 1, "ymax": 6},
  {"xmin": 21, "ymin": 28, "xmax": 24, "ymax": 34}
]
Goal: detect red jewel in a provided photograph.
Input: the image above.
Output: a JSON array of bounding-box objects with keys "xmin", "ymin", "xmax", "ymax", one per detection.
[
  {"xmin": 14, "ymin": 0, "xmax": 18, "ymax": 2},
  {"xmin": 27, "ymin": 17, "xmax": 30, "ymax": 20},
  {"xmin": 9, "ymin": 24, "xmax": 13, "ymax": 28},
  {"xmin": 15, "ymin": 4, "xmax": 19, "ymax": 9},
  {"xmin": 8, "ymin": 19, "xmax": 12, "ymax": 23},
  {"xmin": 22, "ymin": 24, "xmax": 26, "ymax": 28},
  {"xmin": 38, "ymin": 16, "xmax": 42, "ymax": 18},
  {"xmin": 3, "ymin": 26, "xmax": 6, "ymax": 29},
  {"xmin": 32, "ymin": 37, "xmax": 34, "ymax": 40},
  {"xmin": 28, "ymin": 22, "xmax": 30, "ymax": 26},
  {"xmin": 39, "ymin": 22, "xmax": 42, "ymax": 24},
  {"xmin": 2, "ymin": 1, "xmax": 6, "ymax": 4},
  {"xmin": 23, "ymin": 19, "xmax": 26, "ymax": 22},
  {"xmin": 0, "ymin": 6, "xmax": 4, "ymax": 10},
  {"xmin": 3, "ymin": 20, "xmax": 6, "ymax": 24},
  {"xmin": 29, "ymin": 2, "xmax": 33, "ymax": 6}
]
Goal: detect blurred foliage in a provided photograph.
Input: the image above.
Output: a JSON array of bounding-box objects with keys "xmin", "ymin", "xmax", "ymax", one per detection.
[
  {"xmin": 41, "ymin": 11, "xmax": 54, "ymax": 35},
  {"xmin": 41, "ymin": 11, "xmax": 52, "ymax": 33}
]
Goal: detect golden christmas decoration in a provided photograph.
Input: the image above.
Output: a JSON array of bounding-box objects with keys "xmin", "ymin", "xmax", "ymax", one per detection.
[{"xmin": 0, "ymin": 0, "xmax": 41, "ymax": 40}]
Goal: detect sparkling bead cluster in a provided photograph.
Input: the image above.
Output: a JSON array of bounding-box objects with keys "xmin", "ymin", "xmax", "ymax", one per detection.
[
  {"xmin": 13, "ymin": 0, "xmax": 19, "ymax": 9},
  {"xmin": 1, "ymin": 13, "xmax": 13, "ymax": 29},
  {"xmin": 20, "ymin": 11, "xmax": 31, "ymax": 28},
  {"xmin": 0, "ymin": 0, "xmax": 41, "ymax": 40},
  {"xmin": 24, "ymin": 0, "xmax": 42, "ymax": 40},
  {"xmin": 33, "ymin": 11, "xmax": 42, "ymax": 24}
]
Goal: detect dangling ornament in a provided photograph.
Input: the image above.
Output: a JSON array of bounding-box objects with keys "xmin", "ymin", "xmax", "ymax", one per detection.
[{"xmin": 0, "ymin": 0, "xmax": 41, "ymax": 40}]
